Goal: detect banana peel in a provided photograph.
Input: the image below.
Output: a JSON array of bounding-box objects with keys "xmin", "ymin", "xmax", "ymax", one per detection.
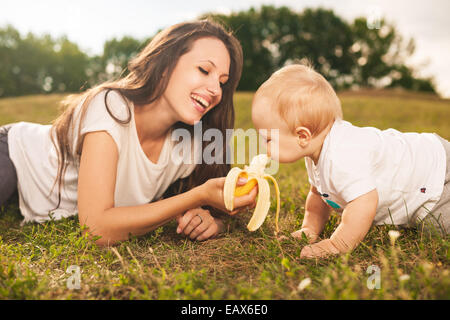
[{"xmin": 223, "ymin": 154, "xmax": 280, "ymax": 233}]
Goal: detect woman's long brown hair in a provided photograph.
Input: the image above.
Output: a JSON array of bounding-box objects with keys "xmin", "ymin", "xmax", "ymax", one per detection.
[{"xmin": 50, "ymin": 20, "xmax": 243, "ymax": 212}]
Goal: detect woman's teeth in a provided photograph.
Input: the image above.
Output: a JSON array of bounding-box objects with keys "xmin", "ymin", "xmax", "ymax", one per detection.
[{"xmin": 191, "ymin": 94, "xmax": 210, "ymax": 108}]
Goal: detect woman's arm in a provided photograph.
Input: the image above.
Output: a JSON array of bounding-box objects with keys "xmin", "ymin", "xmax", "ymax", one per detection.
[{"xmin": 77, "ymin": 131, "xmax": 255, "ymax": 246}]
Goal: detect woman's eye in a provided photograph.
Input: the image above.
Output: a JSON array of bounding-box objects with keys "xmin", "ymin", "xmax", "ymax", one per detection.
[{"xmin": 198, "ymin": 67, "xmax": 209, "ymax": 75}]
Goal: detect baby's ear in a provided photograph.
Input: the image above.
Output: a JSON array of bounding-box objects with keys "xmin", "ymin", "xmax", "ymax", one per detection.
[{"xmin": 295, "ymin": 126, "xmax": 312, "ymax": 148}]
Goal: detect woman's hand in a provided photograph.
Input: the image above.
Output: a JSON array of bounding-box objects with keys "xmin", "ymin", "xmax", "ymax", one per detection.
[
  {"xmin": 176, "ymin": 208, "xmax": 224, "ymax": 241},
  {"xmin": 200, "ymin": 177, "xmax": 257, "ymax": 215}
]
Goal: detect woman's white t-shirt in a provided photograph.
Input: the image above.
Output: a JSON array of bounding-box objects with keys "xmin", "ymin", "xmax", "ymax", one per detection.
[
  {"xmin": 305, "ymin": 120, "xmax": 446, "ymax": 226},
  {"xmin": 8, "ymin": 90, "xmax": 197, "ymax": 223}
]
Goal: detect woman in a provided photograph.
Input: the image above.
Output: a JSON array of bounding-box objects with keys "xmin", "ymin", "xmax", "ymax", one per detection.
[{"xmin": 0, "ymin": 20, "xmax": 257, "ymax": 246}]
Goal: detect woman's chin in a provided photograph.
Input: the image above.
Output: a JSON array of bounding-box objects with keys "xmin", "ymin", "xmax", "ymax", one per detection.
[
  {"xmin": 179, "ymin": 118, "xmax": 198, "ymax": 126},
  {"xmin": 182, "ymin": 113, "xmax": 203, "ymax": 126}
]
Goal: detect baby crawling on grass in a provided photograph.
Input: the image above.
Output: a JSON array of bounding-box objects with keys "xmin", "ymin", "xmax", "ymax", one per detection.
[{"xmin": 251, "ymin": 63, "xmax": 450, "ymax": 258}]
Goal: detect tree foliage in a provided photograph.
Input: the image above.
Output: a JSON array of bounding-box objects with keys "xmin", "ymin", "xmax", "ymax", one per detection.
[
  {"xmin": 204, "ymin": 6, "xmax": 435, "ymax": 93},
  {"xmin": 0, "ymin": 6, "xmax": 437, "ymax": 97},
  {"xmin": 0, "ymin": 25, "xmax": 90, "ymax": 96}
]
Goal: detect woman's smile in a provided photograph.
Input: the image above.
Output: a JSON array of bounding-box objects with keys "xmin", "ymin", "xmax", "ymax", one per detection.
[{"xmin": 191, "ymin": 93, "xmax": 210, "ymax": 113}]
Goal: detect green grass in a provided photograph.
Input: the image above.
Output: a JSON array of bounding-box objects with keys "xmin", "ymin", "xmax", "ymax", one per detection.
[{"xmin": 0, "ymin": 90, "xmax": 449, "ymax": 299}]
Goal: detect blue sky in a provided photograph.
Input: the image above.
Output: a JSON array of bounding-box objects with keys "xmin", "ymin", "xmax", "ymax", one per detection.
[{"xmin": 1, "ymin": 0, "xmax": 449, "ymax": 97}]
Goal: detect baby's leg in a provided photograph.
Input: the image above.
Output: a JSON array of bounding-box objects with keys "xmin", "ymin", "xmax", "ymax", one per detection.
[
  {"xmin": 421, "ymin": 135, "xmax": 450, "ymax": 236},
  {"xmin": 422, "ymin": 187, "xmax": 450, "ymax": 236},
  {"xmin": 0, "ymin": 124, "xmax": 18, "ymax": 207}
]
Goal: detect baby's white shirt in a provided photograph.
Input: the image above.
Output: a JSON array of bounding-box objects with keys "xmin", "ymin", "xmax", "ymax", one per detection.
[
  {"xmin": 8, "ymin": 90, "xmax": 197, "ymax": 223},
  {"xmin": 305, "ymin": 119, "xmax": 446, "ymax": 226}
]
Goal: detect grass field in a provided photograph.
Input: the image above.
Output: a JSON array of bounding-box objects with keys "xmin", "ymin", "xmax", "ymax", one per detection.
[{"xmin": 0, "ymin": 90, "xmax": 449, "ymax": 300}]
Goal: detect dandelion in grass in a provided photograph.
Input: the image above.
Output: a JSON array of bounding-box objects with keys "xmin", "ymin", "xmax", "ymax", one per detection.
[
  {"xmin": 388, "ymin": 230, "xmax": 400, "ymax": 245},
  {"xmin": 399, "ymin": 274, "xmax": 410, "ymax": 281},
  {"xmin": 298, "ymin": 277, "xmax": 311, "ymax": 291}
]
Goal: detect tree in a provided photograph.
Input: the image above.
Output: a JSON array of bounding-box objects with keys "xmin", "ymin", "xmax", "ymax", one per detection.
[
  {"xmin": 0, "ymin": 25, "xmax": 21, "ymax": 96},
  {"xmin": 273, "ymin": 7, "xmax": 355, "ymax": 89},
  {"xmin": 99, "ymin": 36, "xmax": 148, "ymax": 81},
  {"xmin": 0, "ymin": 6, "xmax": 437, "ymax": 97},
  {"xmin": 203, "ymin": 8, "xmax": 275, "ymax": 90},
  {"xmin": 0, "ymin": 25, "xmax": 89, "ymax": 97},
  {"xmin": 205, "ymin": 6, "xmax": 358, "ymax": 90},
  {"xmin": 204, "ymin": 6, "xmax": 435, "ymax": 93},
  {"xmin": 53, "ymin": 37, "xmax": 90, "ymax": 92},
  {"xmin": 388, "ymin": 65, "xmax": 436, "ymax": 92},
  {"xmin": 350, "ymin": 17, "xmax": 435, "ymax": 93}
]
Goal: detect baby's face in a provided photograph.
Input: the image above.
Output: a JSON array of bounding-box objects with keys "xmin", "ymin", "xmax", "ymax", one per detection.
[{"xmin": 251, "ymin": 95, "xmax": 305, "ymax": 163}]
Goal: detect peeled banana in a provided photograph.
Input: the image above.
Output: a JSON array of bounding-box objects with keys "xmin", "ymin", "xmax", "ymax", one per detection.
[{"xmin": 223, "ymin": 154, "xmax": 280, "ymax": 233}]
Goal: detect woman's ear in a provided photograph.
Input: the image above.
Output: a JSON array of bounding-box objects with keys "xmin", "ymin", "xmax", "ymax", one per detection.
[{"xmin": 295, "ymin": 126, "xmax": 312, "ymax": 148}]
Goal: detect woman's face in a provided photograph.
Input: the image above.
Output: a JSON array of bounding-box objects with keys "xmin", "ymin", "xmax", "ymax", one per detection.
[{"xmin": 162, "ymin": 37, "xmax": 231, "ymax": 125}]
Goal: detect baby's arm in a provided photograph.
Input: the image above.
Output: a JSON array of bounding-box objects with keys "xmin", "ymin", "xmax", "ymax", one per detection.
[
  {"xmin": 300, "ymin": 189, "xmax": 378, "ymax": 258},
  {"xmin": 292, "ymin": 185, "xmax": 331, "ymax": 243}
]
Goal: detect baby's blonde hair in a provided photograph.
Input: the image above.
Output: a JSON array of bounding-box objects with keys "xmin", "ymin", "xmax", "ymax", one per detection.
[{"xmin": 256, "ymin": 63, "xmax": 343, "ymax": 136}]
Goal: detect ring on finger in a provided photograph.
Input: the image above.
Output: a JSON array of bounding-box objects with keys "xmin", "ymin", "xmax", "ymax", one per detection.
[{"xmin": 196, "ymin": 214, "xmax": 203, "ymax": 224}]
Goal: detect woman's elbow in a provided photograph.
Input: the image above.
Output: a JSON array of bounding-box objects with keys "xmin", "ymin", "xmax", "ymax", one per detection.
[
  {"xmin": 78, "ymin": 213, "xmax": 118, "ymax": 247},
  {"xmin": 94, "ymin": 236, "xmax": 117, "ymax": 247}
]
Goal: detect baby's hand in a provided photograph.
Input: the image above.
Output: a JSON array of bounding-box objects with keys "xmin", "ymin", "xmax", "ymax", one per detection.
[
  {"xmin": 291, "ymin": 227, "xmax": 319, "ymax": 244},
  {"xmin": 300, "ymin": 239, "xmax": 340, "ymax": 259}
]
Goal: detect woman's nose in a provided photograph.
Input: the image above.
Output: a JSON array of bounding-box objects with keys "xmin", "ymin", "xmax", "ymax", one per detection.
[{"xmin": 207, "ymin": 79, "xmax": 221, "ymax": 96}]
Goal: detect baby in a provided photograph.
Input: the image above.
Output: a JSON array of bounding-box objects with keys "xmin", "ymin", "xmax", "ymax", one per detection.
[{"xmin": 251, "ymin": 63, "xmax": 450, "ymax": 258}]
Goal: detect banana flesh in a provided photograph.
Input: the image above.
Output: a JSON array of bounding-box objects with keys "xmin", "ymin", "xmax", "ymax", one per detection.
[
  {"xmin": 234, "ymin": 173, "xmax": 258, "ymax": 196},
  {"xmin": 223, "ymin": 154, "xmax": 280, "ymax": 233}
]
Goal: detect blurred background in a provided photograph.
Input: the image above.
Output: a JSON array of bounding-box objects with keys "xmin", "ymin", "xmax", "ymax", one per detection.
[{"xmin": 0, "ymin": 0, "xmax": 449, "ymax": 98}]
